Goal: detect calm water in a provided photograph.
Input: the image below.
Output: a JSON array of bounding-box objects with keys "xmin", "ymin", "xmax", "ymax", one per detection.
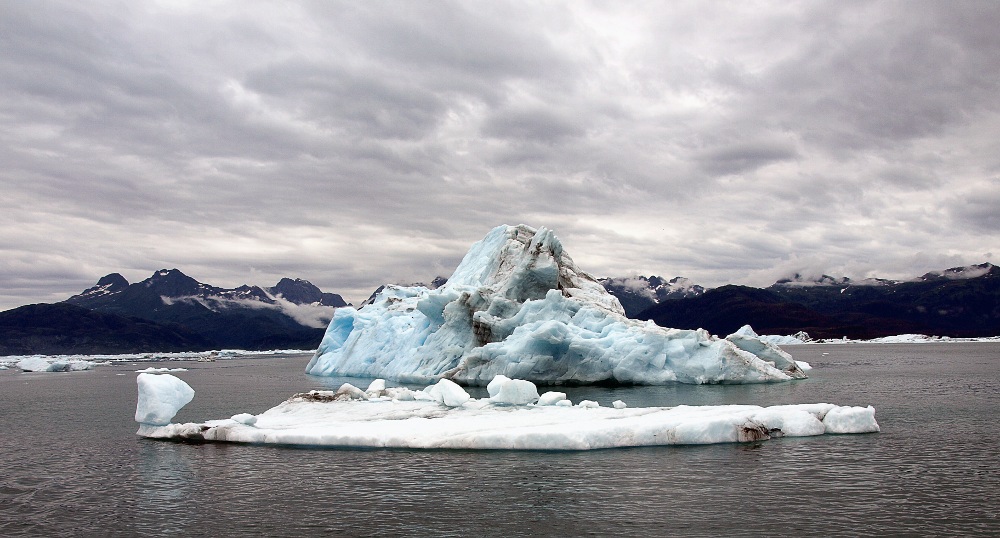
[{"xmin": 1, "ymin": 344, "xmax": 998, "ymax": 537}]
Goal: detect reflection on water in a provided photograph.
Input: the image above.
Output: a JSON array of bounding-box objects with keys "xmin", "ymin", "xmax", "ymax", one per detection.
[
  {"xmin": 135, "ymin": 443, "xmax": 195, "ymax": 535},
  {"xmin": 1, "ymin": 346, "xmax": 999, "ymax": 536}
]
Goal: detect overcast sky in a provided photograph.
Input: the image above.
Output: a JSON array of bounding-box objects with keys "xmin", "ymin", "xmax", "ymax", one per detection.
[{"xmin": 2, "ymin": 1, "xmax": 998, "ymax": 309}]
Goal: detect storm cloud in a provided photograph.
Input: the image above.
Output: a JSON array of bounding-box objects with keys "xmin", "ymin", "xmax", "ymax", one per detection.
[{"xmin": 2, "ymin": 0, "xmax": 998, "ymax": 309}]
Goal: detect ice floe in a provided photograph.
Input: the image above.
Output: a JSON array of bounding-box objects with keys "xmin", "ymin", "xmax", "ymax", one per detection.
[
  {"xmin": 14, "ymin": 356, "xmax": 97, "ymax": 372},
  {"xmin": 136, "ymin": 374, "xmax": 879, "ymax": 450}
]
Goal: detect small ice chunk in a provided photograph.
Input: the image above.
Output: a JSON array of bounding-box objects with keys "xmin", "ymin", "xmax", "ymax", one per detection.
[
  {"xmin": 486, "ymin": 375, "xmax": 510, "ymax": 397},
  {"xmin": 487, "ymin": 376, "xmax": 539, "ymax": 405},
  {"xmin": 423, "ymin": 378, "xmax": 471, "ymax": 407},
  {"xmin": 612, "ymin": 400, "xmax": 627, "ymax": 409},
  {"xmin": 794, "ymin": 361, "xmax": 812, "ymax": 371},
  {"xmin": 231, "ymin": 413, "xmax": 257, "ymax": 426},
  {"xmin": 366, "ymin": 379, "xmax": 386, "ymax": 396},
  {"xmin": 17, "ymin": 357, "xmax": 52, "ymax": 372},
  {"xmin": 555, "ymin": 400, "xmax": 573, "ymax": 407},
  {"xmin": 135, "ymin": 373, "xmax": 195, "ymax": 425},
  {"xmin": 334, "ymin": 383, "xmax": 368, "ymax": 401},
  {"xmin": 537, "ymin": 391, "xmax": 569, "ymax": 406},
  {"xmin": 823, "ymin": 405, "xmax": 880, "ymax": 434},
  {"xmin": 577, "ymin": 400, "xmax": 600, "ymax": 408},
  {"xmin": 412, "ymin": 390, "xmax": 435, "ymax": 402},
  {"xmin": 385, "ymin": 387, "xmax": 415, "ymax": 401}
]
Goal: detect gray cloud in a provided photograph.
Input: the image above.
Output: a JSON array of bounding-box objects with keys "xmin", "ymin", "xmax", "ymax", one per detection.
[{"xmin": 1, "ymin": 0, "xmax": 998, "ymax": 310}]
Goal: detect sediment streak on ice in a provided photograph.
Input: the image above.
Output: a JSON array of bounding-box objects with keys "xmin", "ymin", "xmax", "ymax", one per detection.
[{"xmin": 306, "ymin": 224, "xmax": 807, "ymax": 385}]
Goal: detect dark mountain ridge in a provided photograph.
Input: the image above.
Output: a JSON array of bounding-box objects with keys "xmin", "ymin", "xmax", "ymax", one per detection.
[
  {"xmin": 599, "ymin": 275, "xmax": 706, "ymax": 317},
  {"xmin": 3, "ymin": 262, "xmax": 996, "ymax": 356},
  {"xmin": 0, "ymin": 303, "xmax": 212, "ymax": 355},
  {"xmin": 637, "ymin": 263, "xmax": 1000, "ymax": 339},
  {"xmin": 60, "ymin": 269, "xmax": 349, "ymax": 350}
]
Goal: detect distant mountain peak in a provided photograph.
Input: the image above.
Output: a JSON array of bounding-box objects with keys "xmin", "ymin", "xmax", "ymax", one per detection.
[
  {"xmin": 773, "ymin": 273, "xmax": 852, "ymax": 288},
  {"xmin": 267, "ymin": 278, "xmax": 348, "ymax": 307},
  {"xmin": 77, "ymin": 273, "xmax": 130, "ymax": 299},
  {"xmin": 97, "ymin": 273, "xmax": 129, "ymax": 288},
  {"xmin": 599, "ymin": 275, "xmax": 706, "ymax": 317},
  {"xmin": 141, "ymin": 268, "xmax": 209, "ymax": 296},
  {"xmin": 63, "ymin": 269, "xmax": 350, "ymax": 344},
  {"xmin": 916, "ymin": 262, "xmax": 996, "ymax": 282}
]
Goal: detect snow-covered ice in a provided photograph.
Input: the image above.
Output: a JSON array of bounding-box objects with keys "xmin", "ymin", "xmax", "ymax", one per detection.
[
  {"xmin": 136, "ymin": 374, "xmax": 879, "ymax": 450},
  {"xmin": 307, "ymin": 225, "xmax": 807, "ymax": 385}
]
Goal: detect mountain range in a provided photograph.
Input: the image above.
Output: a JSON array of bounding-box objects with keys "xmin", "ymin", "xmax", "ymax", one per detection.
[
  {"xmin": 1, "ymin": 262, "xmax": 997, "ymax": 355},
  {"xmin": 0, "ymin": 269, "xmax": 349, "ymax": 355},
  {"xmin": 599, "ymin": 276, "xmax": 706, "ymax": 317},
  {"xmin": 635, "ymin": 263, "xmax": 1000, "ymax": 339}
]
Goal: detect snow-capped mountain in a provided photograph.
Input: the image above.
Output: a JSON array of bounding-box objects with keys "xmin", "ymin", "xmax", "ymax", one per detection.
[
  {"xmin": 269, "ymin": 277, "xmax": 349, "ymax": 308},
  {"xmin": 770, "ymin": 263, "xmax": 998, "ymax": 289},
  {"xmin": 771, "ymin": 274, "xmax": 898, "ymax": 288},
  {"xmin": 914, "ymin": 262, "xmax": 996, "ymax": 282},
  {"xmin": 64, "ymin": 269, "xmax": 350, "ymax": 349},
  {"xmin": 600, "ymin": 275, "xmax": 706, "ymax": 317},
  {"xmin": 642, "ymin": 262, "xmax": 1000, "ymax": 339},
  {"xmin": 70, "ymin": 269, "xmax": 347, "ymax": 324}
]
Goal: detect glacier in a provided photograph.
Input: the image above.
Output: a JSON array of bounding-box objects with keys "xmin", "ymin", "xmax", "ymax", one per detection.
[
  {"xmin": 307, "ymin": 224, "xmax": 806, "ymax": 385},
  {"xmin": 135, "ymin": 374, "xmax": 879, "ymax": 450}
]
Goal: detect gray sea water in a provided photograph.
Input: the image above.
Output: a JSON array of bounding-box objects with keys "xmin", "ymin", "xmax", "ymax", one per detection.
[{"xmin": 1, "ymin": 343, "xmax": 998, "ymax": 537}]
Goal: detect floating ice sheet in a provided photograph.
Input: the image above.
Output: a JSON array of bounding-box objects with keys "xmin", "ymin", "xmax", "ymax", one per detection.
[{"xmin": 136, "ymin": 375, "xmax": 879, "ymax": 450}]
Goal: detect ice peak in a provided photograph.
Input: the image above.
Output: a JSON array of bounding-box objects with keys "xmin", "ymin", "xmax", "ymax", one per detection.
[{"xmin": 446, "ymin": 224, "xmax": 622, "ymax": 315}]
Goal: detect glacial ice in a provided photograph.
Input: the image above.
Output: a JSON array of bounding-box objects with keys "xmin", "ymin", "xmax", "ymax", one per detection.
[
  {"xmin": 135, "ymin": 374, "xmax": 880, "ymax": 450},
  {"xmin": 307, "ymin": 225, "xmax": 807, "ymax": 385},
  {"xmin": 135, "ymin": 372, "xmax": 195, "ymax": 425},
  {"xmin": 16, "ymin": 356, "xmax": 96, "ymax": 372},
  {"xmin": 487, "ymin": 375, "xmax": 540, "ymax": 405}
]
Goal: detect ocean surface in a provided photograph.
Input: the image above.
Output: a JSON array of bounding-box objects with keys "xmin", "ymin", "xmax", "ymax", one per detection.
[{"xmin": 1, "ymin": 343, "xmax": 998, "ymax": 537}]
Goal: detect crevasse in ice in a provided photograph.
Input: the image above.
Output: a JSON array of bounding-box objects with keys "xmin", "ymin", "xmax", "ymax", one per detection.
[{"xmin": 306, "ymin": 224, "xmax": 807, "ymax": 385}]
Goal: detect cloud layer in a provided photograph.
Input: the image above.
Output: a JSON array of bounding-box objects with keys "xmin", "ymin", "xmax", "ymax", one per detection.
[{"xmin": 2, "ymin": 1, "xmax": 998, "ymax": 309}]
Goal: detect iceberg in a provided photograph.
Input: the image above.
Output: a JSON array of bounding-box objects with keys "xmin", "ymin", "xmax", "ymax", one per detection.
[
  {"xmin": 16, "ymin": 356, "xmax": 96, "ymax": 372},
  {"xmin": 135, "ymin": 372, "xmax": 196, "ymax": 426},
  {"xmin": 307, "ymin": 225, "xmax": 807, "ymax": 385},
  {"xmin": 136, "ymin": 374, "xmax": 879, "ymax": 450}
]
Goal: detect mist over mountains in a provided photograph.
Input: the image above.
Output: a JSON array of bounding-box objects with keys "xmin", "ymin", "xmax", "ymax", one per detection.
[
  {"xmin": 1, "ymin": 263, "xmax": 997, "ymax": 355},
  {"xmin": 633, "ymin": 263, "xmax": 1000, "ymax": 339}
]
